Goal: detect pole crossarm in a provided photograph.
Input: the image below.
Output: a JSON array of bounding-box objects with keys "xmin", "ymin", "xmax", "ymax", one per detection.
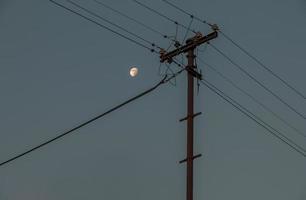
[{"xmin": 159, "ymin": 31, "xmax": 218, "ymax": 63}]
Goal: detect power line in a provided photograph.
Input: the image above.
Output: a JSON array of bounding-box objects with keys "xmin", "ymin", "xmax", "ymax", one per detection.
[
  {"xmin": 92, "ymin": 0, "xmax": 176, "ymax": 43},
  {"xmin": 0, "ymin": 69, "xmax": 185, "ymax": 167},
  {"xmin": 67, "ymin": 0, "xmax": 162, "ymax": 51},
  {"xmin": 198, "ymin": 58, "xmax": 306, "ymax": 139},
  {"xmin": 172, "ymin": 60, "xmax": 306, "ymax": 157},
  {"xmin": 199, "ymin": 79, "xmax": 306, "ymax": 157},
  {"xmin": 219, "ymin": 31, "xmax": 306, "ymax": 100},
  {"xmin": 49, "ymin": 0, "xmax": 156, "ymax": 53},
  {"xmin": 182, "ymin": 18, "xmax": 194, "ymax": 43},
  {"xmin": 131, "ymin": 0, "xmax": 197, "ymax": 34},
  {"xmin": 209, "ymin": 43, "xmax": 306, "ymax": 120},
  {"xmin": 160, "ymin": 0, "xmax": 306, "ymax": 100},
  {"xmin": 160, "ymin": 0, "xmax": 213, "ymax": 27}
]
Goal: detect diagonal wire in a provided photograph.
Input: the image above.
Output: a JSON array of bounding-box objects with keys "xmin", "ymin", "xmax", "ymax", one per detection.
[
  {"xmin": 160, "ymin": 0, "xmax": 213, "ymax": 27},
  {"xmin": 0, "ymin": 68, "xmax": 185, "ymax": 167},
  {"xmin": 165, "ymin": 23, "xmax": 181, "ymax": 51},
  {"xmin": 92, "ymin": 0, "xmax": 176, "ymax": 43},
  {"xmin": 67, "ymin": 0, "xmax": 162, "ymax": 51},
  {"xmin": 160, "ymin": 0, "xmax": 306, "ymax": 100},
  {"xmin": 198, "ymin": 58, "xmax": 306, "ymax": 139},
  {"xmin": 172, "ymin": 60, "xmax": 306, "ymax": 157},
  {"xmin": 165, "ymin": 63, "xmax": 177, "ymax": 86},
  {"xmin": 49, "ymin": 0, "xmax": 156, "ymax": 53},
  {"xmin": 199, "ymin": 78, "xmax": 306, "ymax": 157},
  {"xmin": 209, "ymin": 43, "xmax": 306, "ymax": 120},
  {"xmin": 132, "ymin": 0, "xmax": 197, "ymax": 34},
  {"xmin": 182, "ymin": 17, "xmax": 194, "ymax": 44},
  {"xmin": 218, "ymin": 31, "xmax": 306, "ymax": 100}
]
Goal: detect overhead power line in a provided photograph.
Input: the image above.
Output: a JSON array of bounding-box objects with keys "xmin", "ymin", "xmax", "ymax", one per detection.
[
  {"xmin": 131, "ymin": 0, "xmax": 197, "ymax": 34},
  {"xmin": 172, "ymin": 60, "xmax": 305, "ymax": 157},
  {"xmin": 0, "ymin": 69, "xmax": 185, "ymax": 168},
  {"xmin": 182, "ymin": 18, "xmax": 194, "ymax": 43},
  {"xmin": 160, "ymin": 0, "xmax": 306, "ymax": 100},
  {"xmin": 160, "ymin": 0, "xmax": 213, "ymax": 27},
  {"xmin": 49, "ymin": 0, "xmax": 156, "ymax": 53},
  {"xmin": 209, "ymin": 43, "xmax": 306, "ymax": 120},
  {"xmin": 199, "ymin": 79, "xmax": 306, "ymax": 157},
  {"xmin": 198, "ymin": 58, "xmax": 306, "ymax": 139},
  {"xmin": 66, "ymin": 0, "xmax": 162, "ymax": 51},
  {"xmin": 92, "ymin": 0, "xmax": 175, "ymax": 43},
  {"xmin": 219, "ymin": 31, "xmax": 306, "ymax": 99},
  {"xmin": 219, "ymin": 31, "xmax": 306, "ymax": 100}
]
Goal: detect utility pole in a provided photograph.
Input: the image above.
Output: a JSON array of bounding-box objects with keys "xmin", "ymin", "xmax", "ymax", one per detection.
[{"xmin": 160, "ymin": 30, "xmax": 218, "ymax": 200}]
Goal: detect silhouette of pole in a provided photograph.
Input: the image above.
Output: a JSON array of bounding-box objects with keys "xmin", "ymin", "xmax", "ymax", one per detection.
[
  {"xmin": 186, "ymin": 46, "xmax": 195, "ymax": 200},
  {"xmin": 160, "ymin": 30, "xmax": 218, "ymax": 200}
]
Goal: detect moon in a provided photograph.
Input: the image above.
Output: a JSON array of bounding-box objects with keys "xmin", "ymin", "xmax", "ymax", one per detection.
[{"xmin": 129, "ymin": 67, "xmax": 138, "ymax": 77}]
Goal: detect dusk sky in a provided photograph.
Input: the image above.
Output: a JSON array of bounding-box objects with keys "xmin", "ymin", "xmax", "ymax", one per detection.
[{"xmin": 1, "ymin": 0, "xmax": 306, "ymax": 199}]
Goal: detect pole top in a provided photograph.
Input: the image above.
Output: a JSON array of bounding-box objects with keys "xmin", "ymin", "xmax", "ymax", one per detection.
[{"xmin": 159, "ymin": 31, "xmax": 218, "ymax": 63}]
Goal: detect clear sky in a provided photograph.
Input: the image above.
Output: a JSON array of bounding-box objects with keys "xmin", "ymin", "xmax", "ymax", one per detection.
[{"xmin": 0, "ymin": 0, "xmax": 306, "ymax": 199}]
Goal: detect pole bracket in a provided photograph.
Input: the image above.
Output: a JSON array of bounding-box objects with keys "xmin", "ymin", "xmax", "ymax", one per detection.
[
  {"xmin": 179, "ymin": 112, "xmax": 202, "ymax": 122},
  {"xmin": 186, "ymin": 66, "xmax": 202, "ymax": 80},
  {"xmin": 179, "ymin": 154, "xmax": 202, "ymax": 164}
]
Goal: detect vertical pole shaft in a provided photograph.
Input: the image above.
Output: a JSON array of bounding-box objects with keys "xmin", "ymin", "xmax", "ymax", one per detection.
[{"xmin": 186, "ymin": 48, "xmax": 195, "ymax": 200}]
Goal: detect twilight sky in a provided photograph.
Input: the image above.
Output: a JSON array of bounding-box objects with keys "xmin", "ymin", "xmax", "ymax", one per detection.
[{"xmin": 0, "ymin": 0, "xmax": 306, "ymax": 199}]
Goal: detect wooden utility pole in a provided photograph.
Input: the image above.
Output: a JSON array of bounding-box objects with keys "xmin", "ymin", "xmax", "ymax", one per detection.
[
  {"xmin": 160, "ymin": 30, "xmax": 218, "ymax": 200},
  {"xmin": 186, "ymin": 46, "xmax": 195, "ymax": 200}
]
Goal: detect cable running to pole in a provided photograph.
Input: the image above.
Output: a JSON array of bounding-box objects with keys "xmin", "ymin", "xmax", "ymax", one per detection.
[
  {"xmin": 67, "ymin": 0, "xmax": 162, "ymax": 51},
  {"xmin": 93, "ymin": 0, "xmax": 176, "ymax": 43},
  {"xmin": 172, "ymin": 61, "xmax": 306, "ymax": 157},
  {"xmin": 209, "ymin": 43, "xmax": 306, "ymax": 120},
  {"xmin": 199, "ymin": 79, "xmax": 306, "ymax": 157},
  {"xmin": 182, "ymin": 18, "xmax": 194, "ymax": 43},
  {"xmin": 161, "ymin": 0, "xmax": 213, "ymax": 27},
  {"xmin": 198, "ymin": 58, "xmax": 306, "ymax": 139},
  {"xmin": 131, "ymin": 0, "xmax": 197, "ymax": 34},
  {"xmin": 0, "ymin": 69, "xmax": 185, "ymax": 168},
  {"xmin": 49, "ymin": 0, "xmax": 156, "ymax": 53},
  {"xmin": 218, "ymin": 31, "xmax": 306, "ymax": 100}
]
